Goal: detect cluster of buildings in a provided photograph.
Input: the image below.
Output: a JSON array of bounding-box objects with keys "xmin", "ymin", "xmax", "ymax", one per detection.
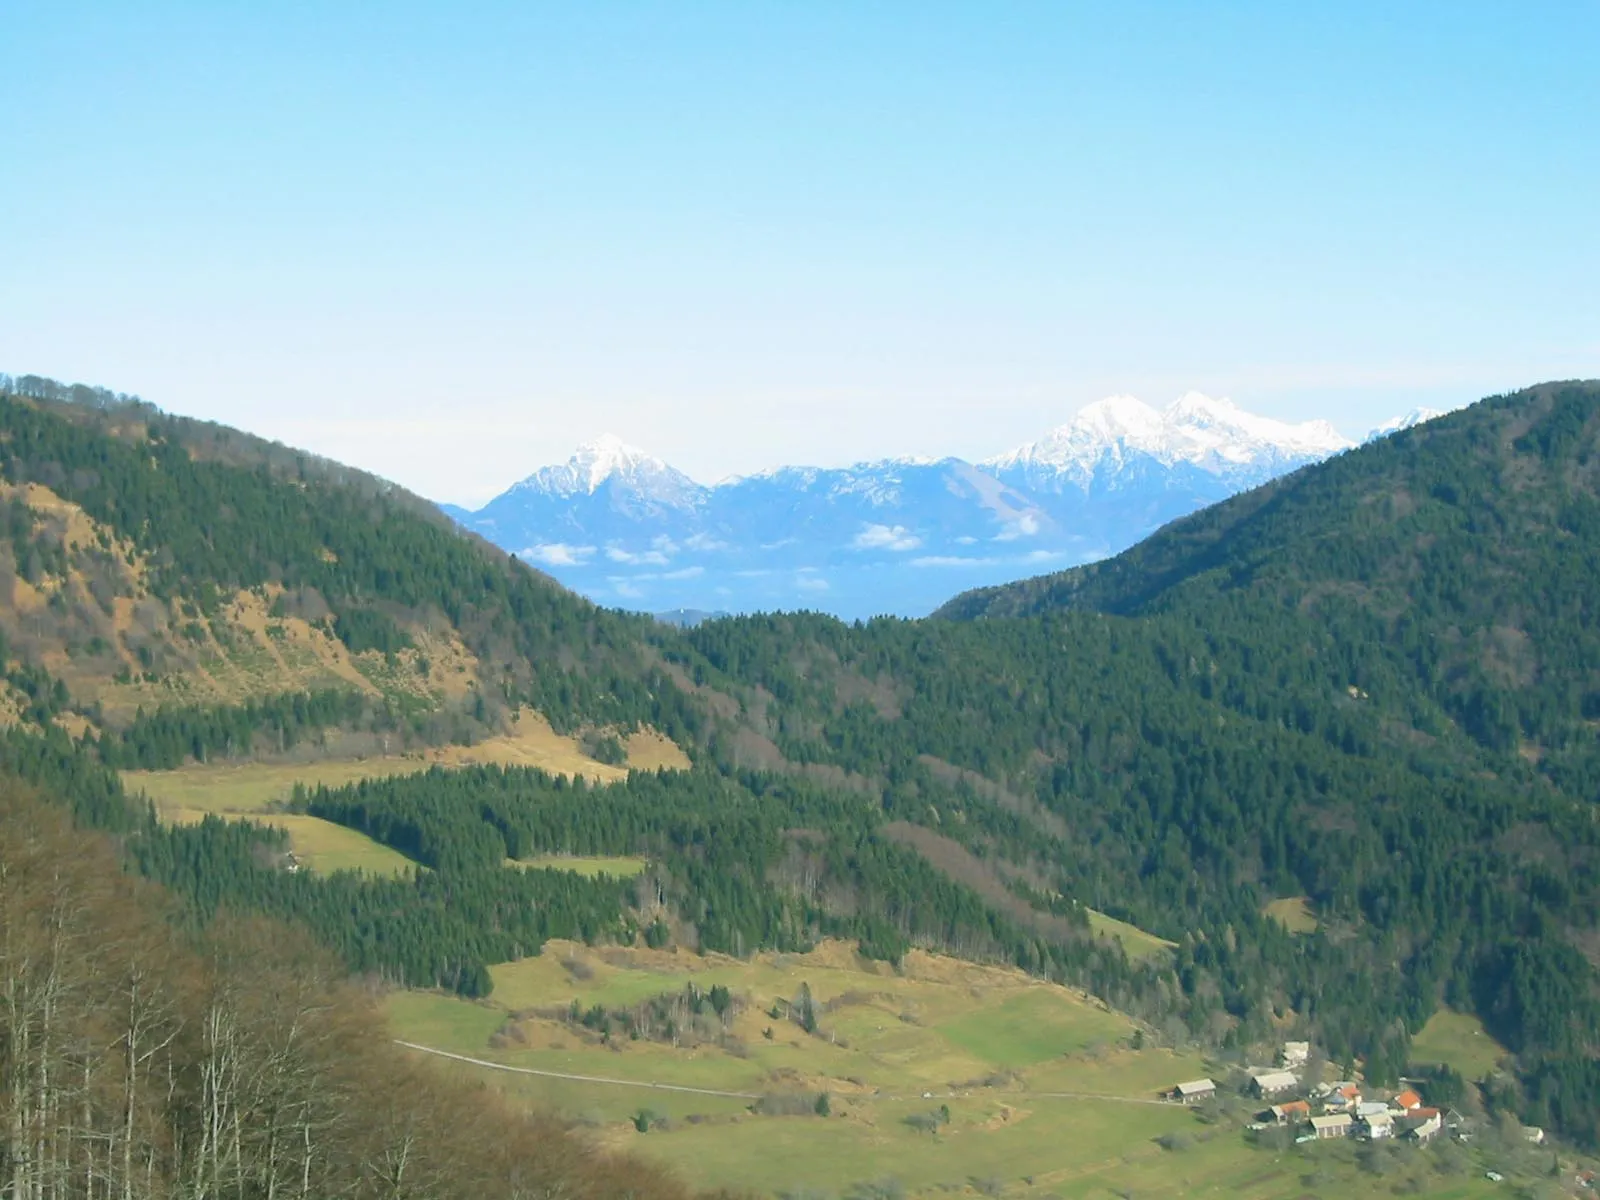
[
  {"xmin": 1166, "ymin": 1042, "xmax": 1456, "ymax": 1148},
  {"xmin": 1295, "ymin": 1082, "xmax": 1444, "ymax": 1144}
]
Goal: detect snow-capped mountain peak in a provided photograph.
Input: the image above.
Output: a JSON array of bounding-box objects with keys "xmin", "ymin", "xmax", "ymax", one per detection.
[
  {"xmin": 984, "ymin": 393, "xmax": 1352, "ymax": 487},
  {"xmin": 1367, "ymin": 407, "xmax": 1445, "ymax": 441},
  {"xmin": 509, "ymin": 435, "xmax": 704, "ymax": 510}
]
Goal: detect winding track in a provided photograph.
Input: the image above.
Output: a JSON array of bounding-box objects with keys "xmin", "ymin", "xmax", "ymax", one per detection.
[{"xmin": 395, "ymin": 1040, "xmax": 1176, "ymax": 1106}]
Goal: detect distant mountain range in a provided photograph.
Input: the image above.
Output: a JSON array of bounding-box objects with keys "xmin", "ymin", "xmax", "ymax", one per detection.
[{"xmin": 444, "ymin": 395, "xmax": 1443, "ymax": 618}]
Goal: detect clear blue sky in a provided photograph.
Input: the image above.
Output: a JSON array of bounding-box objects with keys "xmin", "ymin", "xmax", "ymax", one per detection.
[{"xmin": 4, "ymin": 2, "xmax": 1596, "ymax": 504}]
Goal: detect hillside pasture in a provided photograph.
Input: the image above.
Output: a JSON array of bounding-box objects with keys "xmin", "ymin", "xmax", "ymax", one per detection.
[
  {"xmin": 509, "ymin": 854, "xmax": 650, "ymax": 878},
  {"xmin": 386, "ymin": 938, "xmax": 1510, "ymax": 1198},
  {"xmin": 122, "ymin": 710, "xmax": 689, "ymax": 875},
  {"xmin": 1410, "ymin": 1008, "xmax": 1508, "ymax": 1081},
  {"xmin": 1086, "ymin": 909, "xmax": 1177, "ymax": 960}
]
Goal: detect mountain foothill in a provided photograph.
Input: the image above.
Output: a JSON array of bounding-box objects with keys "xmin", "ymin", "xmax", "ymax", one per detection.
[{"xmin": 2, "ymin": 370, "xmax": 1600, "ymax": 1191}]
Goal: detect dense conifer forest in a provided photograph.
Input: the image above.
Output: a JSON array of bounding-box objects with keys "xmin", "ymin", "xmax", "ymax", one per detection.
[{"xmin": 3, "ymin": 376, "xmax": 1600, "ymax": 1150}]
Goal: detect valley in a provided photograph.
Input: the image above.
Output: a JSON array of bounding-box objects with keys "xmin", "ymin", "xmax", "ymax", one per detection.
[{"xmin": 4, "ymin": 377, "xmax": 1600, "ymax": 1197}]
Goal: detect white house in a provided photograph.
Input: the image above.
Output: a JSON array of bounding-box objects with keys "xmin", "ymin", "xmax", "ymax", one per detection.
[
  {"xmin": 1407, "ymin": 1111, "xmax": 1443, "ymax": 1143},
  {"xmin": 1363, "ymin": 1112, "xmax": 1395, "ymax": 1140},
  {"xmin": 1280, "ymin": 1041, "xmax": 1310, "ymax": 1068}
]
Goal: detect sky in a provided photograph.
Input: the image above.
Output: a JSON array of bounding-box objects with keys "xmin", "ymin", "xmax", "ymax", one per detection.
[{"xmin": 3, "ymin": 3, "xmax": 1597, "ymax": 506}]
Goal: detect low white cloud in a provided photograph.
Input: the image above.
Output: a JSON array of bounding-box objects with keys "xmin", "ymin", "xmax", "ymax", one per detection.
[
  {"xmin": 651, "ymin": 534, "xmax": 679, "ymax": 554},
  {"xmin": 994, "ymin": 513, "xmax": 1042, "ymax": 541},
  {"xmin": 911, "ymin": 555, "xmax": 1000, "ymax": 568},
  {"xmin": 684, "ymin": 531, "xmax": 730, "ymax": 552},
  {"xmin": 609, "ymin": 580, "xmax": 645, "ymax": 599},
  {"xmin": 795, "ymin": 574, "xmax": 831, "ymax": 592},
  {"xmin": 524, "ymin": 543, "xmax": 596, "ymax": 566},
  {"xmin": 955, "ymin": 535, "xmax": 978, "ymax": 545},
  {"xmin": 852, "ymin": 523, "xmax": 922, "ymax": 552},
  {"xmin": 605, "ymin": 544, "xmax": 671, "ymax": 565}
]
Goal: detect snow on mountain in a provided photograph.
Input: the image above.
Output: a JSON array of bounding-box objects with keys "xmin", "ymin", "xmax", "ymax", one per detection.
[
  {"xmin": 448, "ymin": 395, "xmax": 1430, "ymax": 619},
  {"xmin": 985, "ymin": 393, "xmax": 1352, "ymax": 489},
  {"xmin": 504, "ymin": 434, "xmax": 705, "ymax": 512},
  {"xmin": 1366, "ymin": 407, "xmax": 1445, "ymax": 441}
]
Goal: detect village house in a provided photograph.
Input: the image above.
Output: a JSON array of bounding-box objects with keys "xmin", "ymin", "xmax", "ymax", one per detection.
[
  {"xmin": 1250, "ymin": 1069, "xmax": 1299, "ymax": 1098},
  {"xmin": 1310, "ymin": 1113, "xmax": 1352, "ymax": 1140},
  {"xmin": 1363, "ymin": 1112, "xmax": 1395, "ymax": 1140},
  {"xmin": 1524, "ymin": 1126, "xmax": 1546, "ymax": 1145},
  {"xmin": 1405, "ymin": 1109, "xmax": 1443, "ymax": 1143},
  {"xmin": 1356, "ymin": 1100, "xmax": 1391, "ymax": 1120},
  {"xmin": 1392, "ymin": 1088, "xmax": 1422, "ymax": 1112},
  {"xmin": 1169, "ymin": 1079, "xmax": 1215, "ymax": 1104},
  {"xmin": 1315, "ymin": 1081, "xmax": 1360, "ymax": 1111},
  {"xmin": 1279, "ymin": 1041, "xmax": 1310, "ymax": 1068},
  {"xmin": 1269, "ymin": 1100, "xmax": 1311, "ymax": 1125}
]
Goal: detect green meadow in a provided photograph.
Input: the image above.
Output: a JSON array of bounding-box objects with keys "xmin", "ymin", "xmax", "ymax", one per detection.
[{"xmin": 384, "ymin": 940, "xmax": 1522, "ymax": 1199}]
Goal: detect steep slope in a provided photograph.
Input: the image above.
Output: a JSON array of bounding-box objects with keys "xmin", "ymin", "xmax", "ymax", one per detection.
[
  {"xmin": 0, "ymin": 380, "xmax": 703, "ymax": 751},
  {"xmin": 937, "ymin": 380, "xmax": 1600, "ymax": 790}
]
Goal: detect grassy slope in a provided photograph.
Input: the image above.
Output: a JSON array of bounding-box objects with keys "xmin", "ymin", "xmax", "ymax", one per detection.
[
  {"xmin": 509, "ymin": 854, "xmax": 651, "ymax": 878},
  {"xmin": 385, "ymin": 941, "xmax": 1524, "ymax": 1200},
  {"xmin": 123, "ymin": 714, "xmax": 687, "ymax": 876},
  {"xmin": 1410, "ymin": 1010, "xmax": 1509, "ymax": 1082},
  {"xmin": 1085, "ymin": 909, "xmax": 1177, "ymax": 961},
  {"xmin": 1261, "ymin": 897, "xmax": 1318, "ymax": 935}
]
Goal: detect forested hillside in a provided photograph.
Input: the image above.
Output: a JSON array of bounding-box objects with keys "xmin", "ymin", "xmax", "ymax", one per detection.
[
  {"xmin": 4, "ymin": 375, "xmax": 1600, "ymax": 1150},
  {"xmin": 658, "ymin": 382, "xmax": 1600, "ymax": 1141},
  {"xmin": 0, "ymin": 375, "xmax": 700, "ymax": 750}
]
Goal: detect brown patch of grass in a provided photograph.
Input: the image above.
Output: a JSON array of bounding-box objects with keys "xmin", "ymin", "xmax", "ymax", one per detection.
[{"xmin": 1263, "ymin": 896, "xmax": 1318, "ymax": 934}]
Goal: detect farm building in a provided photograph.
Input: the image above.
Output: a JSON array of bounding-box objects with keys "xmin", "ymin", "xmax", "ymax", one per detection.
[
  {"xmin": 1314, "ymin": 1081, "xmax": 1359, "ymax": 1111},
  {"xmin": 1310, "ymin": 1114, "xmax": 1352, "ymax": 1140},
  {"xmin": 1280, "ymin": 1041, "xmax": 1310, "ymax": 1068},
  {"xmin": 1525, "ymin": 1127, "xmax": 1546, "ymax": 1145},
  {"xmin": 1170, "ymin": 1079, "xmax": 1215, "ymax": 1104},
  {"xmin": 1356, "ymin": 1101, "xmax": 1390, "ymax": 1120},
  {"xmin": 1250, "ymin": 1069, "xmax": 1299, "ymax": 1097},
  {"xmin": 1406, "ymin": 1110, "xmax": 1443, "ymax": 1143},
  {"xmin": 1268, "ymin": 1100, "xmax": 1311, "ymax": 1125}
]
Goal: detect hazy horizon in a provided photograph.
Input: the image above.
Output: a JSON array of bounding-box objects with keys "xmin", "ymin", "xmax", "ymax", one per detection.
[{"xmin": 4, "ymin": 3, "xmax": 1596, "ymax": 505}]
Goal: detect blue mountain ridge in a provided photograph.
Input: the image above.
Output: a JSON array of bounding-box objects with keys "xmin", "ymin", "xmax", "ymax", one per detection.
[{"xmin": 444, "ymin": 397, "xmax": 1441, "ymax": 619}]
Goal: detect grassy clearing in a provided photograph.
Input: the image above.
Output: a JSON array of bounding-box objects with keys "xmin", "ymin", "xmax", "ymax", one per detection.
[
  {"xmin": 385, "ymin": 939, "xmax": 1515, "ymax": 1198},
  {"xmin": 123, "ymin": 708, "xmax": 689, "ymax": 824},
  {"xmin": 125, "ymin": 757, "xmax": 432, "ymax": 817},
  {"xmin": 1410, "ymin": 1008, "xmax": 1508, "ymax": 1081},
  {"xmin": 1085, "ymin": 909, "xmax": 1177, "ymax": 961},
  {"xmin": 1262, "ymin": 896, "xmax": 1319, "ymax": 933},
  {"xmin": 938, "ymin": 989, "xmax": 1127, "ymax": 1068},
  {"xmin": 121, "ymin": 711, "xmax": 688, "ymax": 877},
  {"xmin": 509, "ymin": 854, "xmax": 650, "ymax": 879}
]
